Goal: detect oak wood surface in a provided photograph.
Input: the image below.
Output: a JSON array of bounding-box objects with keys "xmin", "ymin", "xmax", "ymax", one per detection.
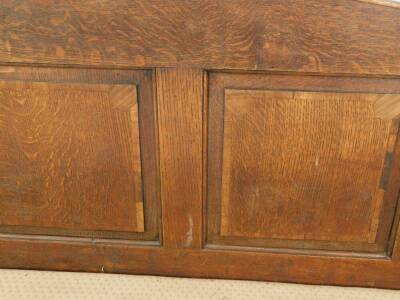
[
  {"xmin": 374, "ymin": 94, "xmax": 400, "ymax": 120},
  {"xmin": 0, "ymin": 66, "xmax": 160, "ymax": 241},
  {"xmin": 0, "ymin": 80, "xmax": 144, "ymax": 232},
  {"xmin": 0, "ymin": 236, "xmax": 399, "ymax": 289},
  {"xmin": 1, "ymin": 0, "xmax": 400, "ymax": 289},
  {"xmin": 156, "ymin": 68, "xmax": 203, "ymax": 249},
  {"xmin": 1, "ymin": 0, "xmax": 400, "ymax": 75},
  {"xmin": 207, "ymin": 72, "xmax": 400, "ymax": 254},
  {"xmin": 221, "ymin": 89, "xmax": 393, "ymax": 243}
]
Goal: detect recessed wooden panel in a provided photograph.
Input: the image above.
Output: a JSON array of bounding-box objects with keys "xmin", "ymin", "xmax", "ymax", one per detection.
[
  {"xmin": 0, "ymin": 66, "xmax": 160, "ymax": 241},
  {"xmin": 207, "ymin": 72, "xmax": 400, "ymax": 254},
  {"xmin": 1, "ymin": 0, "xmax": 400, "ymax": 289},
  {"xmin": 222, "ymin": 89, "xmax": 392, "ymax": 241}
]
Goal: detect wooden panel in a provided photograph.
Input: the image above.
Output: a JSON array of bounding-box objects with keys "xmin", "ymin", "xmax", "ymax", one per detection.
[
  {"xmin": 0, "ymin": 238, "xmax": 400, "ymax": 289},
  {"xmin": 0, "ymin": 81, "xmax": 143, "ymax": 232},
  {"xmin": 207, "ymin": 72, "xmax": 400, "ymax": 254},
  {"xmin": 1, "ymin": 0, "xmax": 400, "ymax": 75},
  {"xmin": 0, "ymin": 66, "xmax": 160, "ymax": 241},
  {"xmin": 1, "ymin": 0, "xmax": 400, "ymax": 290},
  {"xmin": 156, "ymin": 68, "xmax": 203, "ymax": 248},
  {"xmin": 222, "ymin": 89, "xmax": 391, "ymax": 242}
]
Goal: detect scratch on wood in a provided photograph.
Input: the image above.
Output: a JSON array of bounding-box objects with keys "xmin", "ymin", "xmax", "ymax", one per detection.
[{"xmin": 184, "ymin": 215, "xmax": 193, "ymax": 247}]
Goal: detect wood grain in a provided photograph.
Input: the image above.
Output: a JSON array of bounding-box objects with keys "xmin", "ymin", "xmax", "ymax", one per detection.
[
  {"xmin": 207, "ymin": 72, "xmax": 400, "ymax": 254},
  {"xmin": 0, "ymin": 80, "xmax": 143, "ymax": 232},
  {"xmin": 1, "ymin": 0, "xmax": 400, "ymax": 75},
  {"xmin": 374, "ymin": 94, "xmax": 400, "ymax": 120},
  {"xmin": 221, "ymin": 89, "xmax": 391, "ymax": 242},
  {"xmin": 0, "ymin": 66, "xmax": 160, "ymax": 241},
  {"xmin": 0, "ymin": 237, "xmax": 400, "ymax": 289},
  {"xmin": 1, "ymin": 0, "xmax": 400, "ymax": 289},
  {"xmin": 156, "ymin": 68, "xmax": 203, "ymax": 248}
]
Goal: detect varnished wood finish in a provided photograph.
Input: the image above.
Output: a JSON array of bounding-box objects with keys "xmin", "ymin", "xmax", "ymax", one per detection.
[
  {"xmin": 220, "ymin": 89, "xmax": 395, "ymax": 246},
  {"xmin": 157, "ymin": 68, "xmax": 203, "ymax": 249},
  {"xmin": 1, "ymin": 0, "xmax": 400, "ymax": 289},
  {"xmin": 0, "ymin": 80, "xmax": 144, "ymax": 232},
  {"xmin": 0, "ymin": 66, "xmax": 160, "ymax": 241},
  {"xmin": 1, "ymin": 1, "xmax": 400, "ymax": 75},
  {"xmin": 0, "ymin": 238, "xmax": 400, "ymax": 289},
  {"xmin": 375, "ymin": 94, "xmax": 400, "ymax": 120},
  {"xmin": 207, "ymin": 72, "xmax": 400, "ymax": 257}
]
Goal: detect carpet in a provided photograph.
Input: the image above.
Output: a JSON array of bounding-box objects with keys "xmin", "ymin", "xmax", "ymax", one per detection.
[{"xmin": 0, "ymin": 269, "xmax": 399, "ymax": 299}]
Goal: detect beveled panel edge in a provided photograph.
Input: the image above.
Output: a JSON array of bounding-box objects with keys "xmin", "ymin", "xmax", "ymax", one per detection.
[
  {"xmin": 0, "ymin": 65, "xmax": 161, "ymax": 243},
  {"xmin": 204, "ymin": 70, "xmax": 400, "ymax": 257}
]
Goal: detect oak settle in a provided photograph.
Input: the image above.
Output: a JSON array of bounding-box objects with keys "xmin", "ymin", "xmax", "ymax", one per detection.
[{"xmin": 0, "ymin": 0, "xmax": 400, "ymax": 289}]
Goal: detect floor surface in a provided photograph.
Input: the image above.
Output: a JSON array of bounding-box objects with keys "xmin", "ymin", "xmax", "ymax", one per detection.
[{"xmin": 0, "ymin": 269, "xmax": 399, "ymax": 299}]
